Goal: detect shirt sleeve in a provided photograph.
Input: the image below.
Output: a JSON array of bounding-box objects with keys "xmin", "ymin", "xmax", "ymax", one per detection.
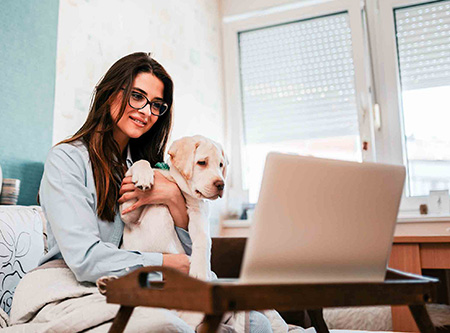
[
  {"xmin": 175, "ymin": 227, "xmax": 192, "ymax": 255},
  {"xmin": 40, "ymin": 144, "xmax": 163, "ymax": 283}
]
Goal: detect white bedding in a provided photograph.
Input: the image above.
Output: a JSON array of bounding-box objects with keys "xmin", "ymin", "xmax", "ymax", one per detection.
[{"xmin": 5, "ymin": 260, "xmax": 290, "ymax": 332}]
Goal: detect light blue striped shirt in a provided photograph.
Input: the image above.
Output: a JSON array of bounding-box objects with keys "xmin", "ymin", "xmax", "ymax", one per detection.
[{"xmin": 38, "ymin": 140, "xmax": 192, "ymax": 283}]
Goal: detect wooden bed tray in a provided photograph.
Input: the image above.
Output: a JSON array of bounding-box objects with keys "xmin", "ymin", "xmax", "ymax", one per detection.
[{"xmin": 104, "ymin": 237, "xmax": 439, "ymax": 333}]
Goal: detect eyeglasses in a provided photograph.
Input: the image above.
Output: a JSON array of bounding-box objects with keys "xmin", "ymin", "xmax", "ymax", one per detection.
[{"xmin": 122, "ymin": 89, "xmax": 169, "ymax": 116}]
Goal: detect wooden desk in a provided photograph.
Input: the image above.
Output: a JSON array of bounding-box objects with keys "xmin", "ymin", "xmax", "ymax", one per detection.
[
  {"xmin": 220, "ymin": 219, "xmax": 450, "ymax": 331},
  {"xmin": 389, "ymin": 234, "xmax": 450, "ymax": 332}
]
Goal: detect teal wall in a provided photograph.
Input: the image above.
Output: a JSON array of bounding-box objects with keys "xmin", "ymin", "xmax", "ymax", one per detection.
[{"xmin": 0, "ymin": 0, "xmax": 59, "ymax": 205}]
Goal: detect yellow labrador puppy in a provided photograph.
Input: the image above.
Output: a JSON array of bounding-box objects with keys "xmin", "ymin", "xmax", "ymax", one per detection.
[
  {"xmin": 120, "ymin": 135, "xmax": 227, "ymax": 280},
  {"xmin": 97, "ymin": 136, "xmax": 289, "ymax": 332}
]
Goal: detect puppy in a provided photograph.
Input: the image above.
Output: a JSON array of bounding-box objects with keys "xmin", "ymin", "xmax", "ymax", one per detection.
[
  {"xmin": 96, "ymin": 137, "xmax": 289, "ymax": 332},
  {"xmin": 107, "ymin": 135, "xmax": 227, "ymax": 283}
]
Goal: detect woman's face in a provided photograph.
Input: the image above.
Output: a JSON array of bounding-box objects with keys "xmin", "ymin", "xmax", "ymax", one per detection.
[{"xmin": 111, "ymin": 72, "xmax": 164, "ymax": 151}]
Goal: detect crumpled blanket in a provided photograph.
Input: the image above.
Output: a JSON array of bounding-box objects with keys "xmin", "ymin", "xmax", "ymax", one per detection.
[
  {"xmin": 0, "ymin": 307, "xmax": 10, "ymax": 328},
  {"xmin": 6, "ymin": 260, "xmax": 121, "ymax": 332},
  {"xmin": 4, "ymin": 260, "xmax": 293, "ymax": 332}
]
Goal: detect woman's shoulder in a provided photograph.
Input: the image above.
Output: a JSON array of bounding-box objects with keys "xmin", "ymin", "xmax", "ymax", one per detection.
[
  {"xmin": 51, "ymin": 139, "xmax": 87, "ymax": 153},
  {"xmin": 47, "ymin": 140, "xmax": 89, "ymax": 165}
]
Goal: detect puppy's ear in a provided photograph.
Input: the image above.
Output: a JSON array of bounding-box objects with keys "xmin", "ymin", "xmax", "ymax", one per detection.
[
  {"xmin": 221, "ymin": 149, "xmax": 229, "ymax": 179},
  {"xmin": 168, "ymin": 136, "xmax": 202, "ymax": 180},
  {"xmin": 213, "ymin": 141, "xmax": 229, "ymax": 179}
]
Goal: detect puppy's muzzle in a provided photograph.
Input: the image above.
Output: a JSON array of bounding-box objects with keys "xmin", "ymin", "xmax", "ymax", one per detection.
[{"xmin": 214, "ymin": 180, "xmax": 225, "ymax": 197}]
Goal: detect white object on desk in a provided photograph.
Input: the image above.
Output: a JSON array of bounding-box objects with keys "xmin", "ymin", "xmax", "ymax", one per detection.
[{"xmin": 428, "ymin": 189, "xmax": 450, "ymax": 214}]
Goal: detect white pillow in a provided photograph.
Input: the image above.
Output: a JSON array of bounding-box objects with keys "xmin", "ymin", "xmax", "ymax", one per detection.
[{"xmin": 0, "ymin": 206, "xmax": 45, "ymax": 315}]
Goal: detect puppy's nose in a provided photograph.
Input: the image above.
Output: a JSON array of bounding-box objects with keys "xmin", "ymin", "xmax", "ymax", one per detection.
[{"xmin": 214, "ymin": 180, "xmax": 225, "ymax": 191}]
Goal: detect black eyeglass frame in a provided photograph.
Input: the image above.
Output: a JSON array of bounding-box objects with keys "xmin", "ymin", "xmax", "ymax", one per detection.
[{"xmin": 120, "ymin": 88, "xmax": 169, "ymax": 117}]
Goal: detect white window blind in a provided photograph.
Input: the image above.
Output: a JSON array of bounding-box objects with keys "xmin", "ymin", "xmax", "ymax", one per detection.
[
  {"xmin": 394, "ymin": 0, "xmax": 450, "ymax": 197},
  {"xmin": 238, "ymin": 12, "xmax": 359, "ymax": 145},
  {"xmin": 395, "ymin": 1, "xmax": 450, "ymax": 91}
]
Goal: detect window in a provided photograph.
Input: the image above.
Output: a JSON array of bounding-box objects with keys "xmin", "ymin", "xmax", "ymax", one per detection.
[
  {"xmin": 239, "ymin": 13, "xmax": 362, "ymax": 202},
  {"xmin": 223, "ymin": 0, "xmax": 450, "ymax": 214},
  {"xmin": 395, "ymin": 1, "xmax": 450, "ymax": 197},
  {"xmin": 374, "ymin": 0, "xmax": 450, "ymax": 212},
  {"xmin": 223, "ymin": 0, "xmax": 373, "ymax": 208}
]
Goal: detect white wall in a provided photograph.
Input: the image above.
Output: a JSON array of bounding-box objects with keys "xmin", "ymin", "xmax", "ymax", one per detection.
[
  {"xmin": 54, "ymin": 0, "xmax": 227, "ymax": 233},
  {"xmin": 220, "ymin": 0, "xmax": 304, "ymax": 17},
  {"xmin": 53, "ymin": 0, "xmax": 225, "ymax": 146}
]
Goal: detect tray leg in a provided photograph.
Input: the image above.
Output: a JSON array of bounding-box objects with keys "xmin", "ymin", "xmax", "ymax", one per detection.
[
  {"xmin": 108, "ymin": 305, "xmax": 135, "ymax": 333},
  {"xmin": 307, "ymin": 309, "xmax": 330, "ymax": 333},
  {"xmin": 408, "ymin": 305, "xmax": 436, "ymax": 333},
  {"xmin": 197, "ymin": 313, "xmax": 224, "ymax": 333}
]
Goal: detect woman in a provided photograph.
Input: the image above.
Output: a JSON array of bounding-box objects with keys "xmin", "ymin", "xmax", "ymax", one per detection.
[
  {"xmin": 38, "ymin": 52, "xmax": 191, "ymax": 283},
  {"xmin": 16, "ymin": 52, "xmax": 193, "ymax": 331},
  {"xmin": 9, "ymin": 53, "xmax": 274, "ymax": 332}
]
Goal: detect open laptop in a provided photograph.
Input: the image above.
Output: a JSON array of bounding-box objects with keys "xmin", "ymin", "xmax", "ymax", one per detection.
[{"xmin": 238, "ymin": 152, "xmax": 405, "ymax": 284}]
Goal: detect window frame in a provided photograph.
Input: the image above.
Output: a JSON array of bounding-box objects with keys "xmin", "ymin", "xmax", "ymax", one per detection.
[
  {"xmin": 366, "ymin": 0, "xmax": 447, "ymax": 214},
  {"xmin": 222, "ymin": 0, "xmax": 376, "ymax": 211}
]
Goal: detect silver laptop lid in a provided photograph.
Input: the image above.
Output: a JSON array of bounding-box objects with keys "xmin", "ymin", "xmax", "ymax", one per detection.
[{"xmin": 240, "ymin": 153, "xmax": 405, "ymax": 284}]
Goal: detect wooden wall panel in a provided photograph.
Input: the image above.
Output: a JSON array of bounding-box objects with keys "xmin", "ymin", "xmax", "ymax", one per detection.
[
  {"xmin": 420, "ymin": 244, "xmax": 450, "ymax": 269},
  {"xmin": 389, "ymin": 244, "xmax": 421, "ymax": 332}
]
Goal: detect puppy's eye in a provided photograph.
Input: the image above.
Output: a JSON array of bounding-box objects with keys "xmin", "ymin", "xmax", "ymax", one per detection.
[
  {"xmin": 197, "ymin": 161, "xmax": 206, "ymax": 166},
  {"xmin": 219, "ymin": 162, "xmax": 223, "ymax": 168}
]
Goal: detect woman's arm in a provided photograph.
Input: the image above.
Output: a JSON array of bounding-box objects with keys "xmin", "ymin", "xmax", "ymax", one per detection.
[
  {"xmin": 118, "ymin": 171, "xmax": 192, "ymax": 252},
  {"xmin": 40, "ymin": 144, "xmax": 169, "ymax": 282},
  {"xmin": 162, "ymin": 253, "xmax": 190, "ymax": 274},
  {"xmin": 119, "ymin": 172, "xmax": 188, "ymax": 229},
  {"xmin": 118, "ymin": 171, "xmax": 192, "ymax": 253},
  {"xmin": 165, "ymin": 188, "xmax": 189, "ymax": 230}
]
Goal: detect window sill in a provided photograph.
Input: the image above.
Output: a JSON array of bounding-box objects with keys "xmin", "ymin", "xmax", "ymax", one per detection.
[
  {"xmin": 397, "ymin": 213, "xmax": 450, "ymax": 223},
  {"xmin": 223, "ymin": 215, "xmax": 450, "ymax": 227},
  {"xmin": 222, "ymin": 217, "xmax": 450, "ymax": 239},
  {"xmin": 221, "ymin": 219, "xmax": 252, "ymax": 228}
]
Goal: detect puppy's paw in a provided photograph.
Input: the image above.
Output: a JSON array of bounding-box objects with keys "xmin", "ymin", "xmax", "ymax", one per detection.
[
  {"xmin": 120, "ymin": 199, "xmax": 141, "ymax": 226},
  {"xmin": 189, "ymin": 269, "xmax": 208, "ymax": 281},
  {"xmin": 189, "ymin": 261, "xmax": 211, "ymax": 281},
  {"xmin": 96, "ymin": 275, "xmax": 118, "ymax": 295},
  {"xmin": 129, "ymin": 160, "xmax": 154, "ymax": 190}
]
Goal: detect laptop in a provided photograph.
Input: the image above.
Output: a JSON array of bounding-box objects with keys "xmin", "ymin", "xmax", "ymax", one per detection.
[{"xmin": 239, "ymin": 152, "xmax": 406, "ymax": 284}]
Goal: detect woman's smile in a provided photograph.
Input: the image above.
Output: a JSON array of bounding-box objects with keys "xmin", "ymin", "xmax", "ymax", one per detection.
[{"xmin": 129, "ymin": 114, "xmax": 148, "ymax": 127}]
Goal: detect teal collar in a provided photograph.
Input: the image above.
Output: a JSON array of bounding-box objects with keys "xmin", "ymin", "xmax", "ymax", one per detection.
[
  {"xmin": 154, "ymin": 162, "xmax": 170, "ymax": 170},
  {"xmin": 125, "ymin": 145, "xmax": 169, "ymax": 171}
]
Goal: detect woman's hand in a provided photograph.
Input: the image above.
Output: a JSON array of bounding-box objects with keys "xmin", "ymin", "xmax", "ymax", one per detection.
[
  {"xmin": 118, "ymin": 171, "xmax": 189, "ymax": 229},
  {"xmin": 118, "ymin": 171, "xmax": 177, "ymax": 206},
  {"xmin": 162, "ymin": 253, "xmax": 190, "ymax": 274}
]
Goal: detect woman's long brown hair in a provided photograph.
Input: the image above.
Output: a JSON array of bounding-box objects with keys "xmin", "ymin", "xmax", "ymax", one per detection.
[{"xmin": 60, "ymin": 52, "xmax": 174, "ymax": 222}]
